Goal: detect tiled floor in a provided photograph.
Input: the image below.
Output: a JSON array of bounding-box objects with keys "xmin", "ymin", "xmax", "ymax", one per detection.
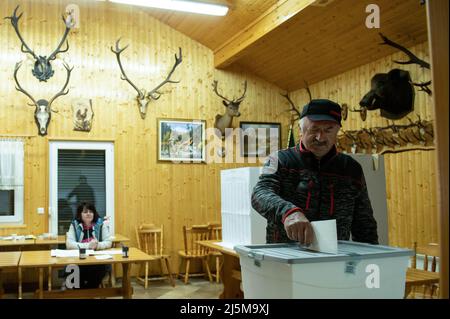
[
  {"xmin": 129, "ymin": 277, "xmax": 223, "ymax": 299},
  {"xmin": 2, "ymin": 278, "xmax": 437, "ymax": 299},
  {"xmin": 2, "ymin": 277, "xmax": 223, "ymax": 299}
]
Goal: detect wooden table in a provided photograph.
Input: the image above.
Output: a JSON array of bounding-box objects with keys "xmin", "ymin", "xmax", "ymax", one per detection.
[
  {"xmin": 34, "ymin": 234, "xmax": 130, "ymax": 246},
  {"xmin": 0, "ymin": 239, "xmax": 36, "ymax": 250},
  {"xmin": 197, "ymin": 240, "xmax": 243, "ymax": 299},
  {"xmin": 0, "ymin": 252, "xmax": 21, "ymax": 298},
  {"xmin": 4, "ymin": 234, "xmax": 130, "ymax": 287},
  {"xmin": 18, "ymin": 247, "xmax": 154, "ymax": 299}
]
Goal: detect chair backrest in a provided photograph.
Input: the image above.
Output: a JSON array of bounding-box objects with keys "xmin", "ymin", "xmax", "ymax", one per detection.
[
  {"xmin": 412, "ymin": 242, "xmax": 440, "ymax": 272},
  {"xmin": 183, "ymin": 224, "xmax": 210, "ymax": 256},
  {"xmin": 208, "ymin": 222, "xmax": 222, "ymax": 241},
  {"xmin": 135, "ymin": 224, "xmax": 164, "ymax": 256}
]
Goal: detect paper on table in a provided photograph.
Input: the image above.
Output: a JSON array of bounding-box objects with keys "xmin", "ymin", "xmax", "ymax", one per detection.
[
  {"xmin": 51, "ymin": 249, "xmax": 79, "ymax": 257},
  {"xmin": 306, "ymin": 220, "xmax": 338, "ymax": 254},
  {"xmin": 95, "ymin": 255, "xmax": 113, "ymax": 260},
  {"xmin": 50, "ymin": 249, "xmax": 95, "ymax": 257},
  {"xmin": 91, "ymin": 249, "xmax": 122, "ymax": 255}
]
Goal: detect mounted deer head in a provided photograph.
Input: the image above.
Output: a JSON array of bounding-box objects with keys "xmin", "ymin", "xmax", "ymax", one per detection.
[
  {"xmin": 14, "ymin": 61, "xmax": 72, "ymax": 136},
  {"xmin": 213, "ymin": 80, "xmax": 247, "ymax": 137},
  {"xmin": 111, "ymin": 39, "xmax": 182, "ymax": 119},
  {"xmin": 5, "ymin": 5, "xmax": 74, "ymax": 82}
]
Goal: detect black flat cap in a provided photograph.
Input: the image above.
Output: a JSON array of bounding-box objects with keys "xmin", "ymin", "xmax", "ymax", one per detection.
[{"xmin": 300, "ymin": 99, "xmax": 342, "ymax": 126}]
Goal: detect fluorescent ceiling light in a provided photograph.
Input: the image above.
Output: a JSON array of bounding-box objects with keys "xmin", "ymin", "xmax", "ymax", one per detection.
[{"xmin": 109, "ymin": 0, "xmax": 229, "ymax": 16}]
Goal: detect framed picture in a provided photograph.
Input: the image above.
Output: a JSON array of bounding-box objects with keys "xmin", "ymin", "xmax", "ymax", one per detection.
[
  {"xmin": 158, "ymin": 119, "xmax": 206, "ymax": 163},
  {"xmin": 239, "ymin": 121, "xmax": 281, "ymax": 157}
]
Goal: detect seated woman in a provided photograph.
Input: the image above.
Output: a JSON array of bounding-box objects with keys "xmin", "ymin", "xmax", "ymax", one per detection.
[{"xmin": 66, "ymin": 202, "xmax": 112, "ymax": 289}]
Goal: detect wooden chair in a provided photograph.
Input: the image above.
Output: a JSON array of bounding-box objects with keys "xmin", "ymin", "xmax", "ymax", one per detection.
[
  {"xmin": 405, "ymin": 242, "xmax": 440, "ymax": 298},
  {"xmin": 208, "ymin": 222, "xmax": 224, "ymax": 283},
  {"xmin": 177, "ymin": 225, "xmax": 213, "ymax": 284},
  {"xmin": 135, "ymin": 224, "xmax": 176, "ymax": 289}
]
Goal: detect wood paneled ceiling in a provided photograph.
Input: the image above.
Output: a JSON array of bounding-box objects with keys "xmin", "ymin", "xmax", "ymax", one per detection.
[{"xmin": 122, "ymin": 0, "xmax": 429, "ymax": 91}]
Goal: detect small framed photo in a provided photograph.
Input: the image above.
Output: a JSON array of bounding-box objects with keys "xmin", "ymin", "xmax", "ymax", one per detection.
[
  {"xmin": 158, "ymin": 118, "xmax": 206, "ymax": 163},
  {"xmin": 239, "ymin": 121, "xmax": 281, "ymax": 157}
]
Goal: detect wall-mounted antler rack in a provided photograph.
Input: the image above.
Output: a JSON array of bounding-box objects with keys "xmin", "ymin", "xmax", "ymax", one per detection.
[{"xmin": 336, "ymin": 116, "xmax": 434, "ymax": 155}]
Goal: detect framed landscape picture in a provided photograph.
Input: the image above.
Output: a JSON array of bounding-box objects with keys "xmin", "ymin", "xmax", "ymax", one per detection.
[
  {"xmin": 239, "ymin": 121, "xmax": 281, "ymax": 157},
  {"xmin": 158, "ymin": 119, "xmax": 206, "ymax": 163}
]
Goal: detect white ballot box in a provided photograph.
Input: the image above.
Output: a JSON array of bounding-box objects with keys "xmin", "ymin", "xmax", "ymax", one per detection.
[
  {"xmin": 221, "ymin": 167, "xmax": 267, "ymax": 246},
  {"xmin": 234, "ymin": 241, "xmax": 413, "ymax": 299}
]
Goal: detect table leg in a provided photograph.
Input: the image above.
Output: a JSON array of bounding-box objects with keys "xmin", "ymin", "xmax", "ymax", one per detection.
[
  {"xmin": 38, "ymin": 268, "xmax": 44, "ymax": 299},
  {"xmin": 111, "ymin": 242, "xmax": 117, "ymax": 286},
  {"xmin": 48, "ymin": 266, "xmax": 52, "ymax": 291},
  {"xmin": 0, "ymin": 269, "xmax": 4, "ymax": 298},
  {"xmin": 110, "ymin": 263, "xmax": 117, "ymax": 287},
  {"xmin": 220, "ymin": 254, "xmax": 243, "ymax": 299},
  {"xmin": 18, "ymin": 267, "xmax": 22, "ymax": 299},
  {"xmin": 121, "ymin": 263, "xmax": 132, "ymax": 299}
]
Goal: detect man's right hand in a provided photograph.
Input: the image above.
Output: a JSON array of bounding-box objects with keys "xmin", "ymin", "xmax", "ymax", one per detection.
[{"xmin": 283, "ymin": 211, "xmax": 314, "ymax": 246}]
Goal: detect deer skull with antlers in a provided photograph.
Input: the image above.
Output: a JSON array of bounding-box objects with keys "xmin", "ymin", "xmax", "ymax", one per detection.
[
  {"xmin": 111, "ymin": 39, "xmax": 182, "ymax": 119},
  {"xmin": 5, "ymin": 5, "xmax": 74, "ymax": 82},
  {"xmin": 213, "ymin": 80, "xmax": 247, "ymax": 137},
  {"xmin": 14, "ymin": 61, "xmax": 72, "ymax": 136}
]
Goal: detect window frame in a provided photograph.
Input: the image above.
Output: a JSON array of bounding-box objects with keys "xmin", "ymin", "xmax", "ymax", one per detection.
[
  {"xmin": 49, "ymin": 141, "xmax": 115, "ymax": 235},
  {"xmin": 0, "ymin": 139, "xmax": 24, "ymax": 225}
]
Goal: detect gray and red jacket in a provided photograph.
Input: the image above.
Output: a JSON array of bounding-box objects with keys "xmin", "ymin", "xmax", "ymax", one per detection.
[{"xmin": 251, "ymin": 142, "xmax": 378, "ymax": 244}]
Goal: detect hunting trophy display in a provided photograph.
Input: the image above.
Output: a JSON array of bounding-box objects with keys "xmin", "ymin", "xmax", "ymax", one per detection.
[
  {"xmin": 336, "ymin": 117, "xmax": 434, "ymax": 155},
  {"xmin": 5, "ymin": 5, "xmax": 74, "ymax": 82},
  {"xmin": 360, "ymin": 68, "xmax": 415, "ymax": 120},
  {"xmin": 213, "ymin": 80, "xmax": 247, "ymax": 138},
  {"xmin": 359, "ymin": 33, "xmax": 431, "ymax": 121},
  {"xmin": 111, "ymin": 39, "xmax": 182, "ymax": 119},
  {"xmin": 13, "ymin": 61, "xmax": 73, "ymax": 136},
  {"xmin": 281, "ymin": 82, "xmax": 318, "ymax": 147}
]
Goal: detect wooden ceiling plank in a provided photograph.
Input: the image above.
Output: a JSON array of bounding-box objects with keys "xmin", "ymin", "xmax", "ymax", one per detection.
[
  {"xmin": 243, "ymin": 11, "xmax": 427, "ymax": 89},
  {"xmin": 214, "ymin": 0, "xmax": 316, "ymax": 68},
  {"xmin": 242, "ymin": 2, "xmax": 426, "ymax": 76}
]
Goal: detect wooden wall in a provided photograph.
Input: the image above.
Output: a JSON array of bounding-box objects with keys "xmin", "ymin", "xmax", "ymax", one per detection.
[
  {"xmin": 0, "ymin": 0, "xmax": 289, "ymax": 275},
  {"xmin": 0, "ymin": 0, "xmax": 438, "ymax": 279},
  {"xmin": 288, "ymin": 42, "xmax": 438, "ymax": 249}
]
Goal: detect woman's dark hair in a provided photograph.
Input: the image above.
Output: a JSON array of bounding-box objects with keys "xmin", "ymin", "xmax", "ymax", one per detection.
[{"xmin": 75, "ymin": 202, "xmax": 99, "ymax": 224}]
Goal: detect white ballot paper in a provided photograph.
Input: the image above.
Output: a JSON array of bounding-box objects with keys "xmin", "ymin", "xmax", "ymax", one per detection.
[
  {"xmin": 307, "ymin": 219, "xmax": 338, "ymax": 254},
  {"xmin": 95, "ymin": 255, "xmax": 113, "ymax": 260},
  {"xmin": 51, "ymin": 249, "xmax": 95, "ymax": 257}
]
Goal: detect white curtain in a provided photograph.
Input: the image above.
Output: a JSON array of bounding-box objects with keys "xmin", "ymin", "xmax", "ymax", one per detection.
[
  {"xmin": 0, "ymin": 139, "xmax": 24, "ymax": 189},
  {"xmin": 0, "ymin": 139, "xmax": 24, "ymax": 223}
]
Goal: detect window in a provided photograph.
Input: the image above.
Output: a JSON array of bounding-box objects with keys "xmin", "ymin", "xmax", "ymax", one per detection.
[
  {"xmin": 0, "ymin": 190, "xmax": 14, "ymax": 216},
  {"xmin": 0, "ymin": 139, "xmax": 24, "ymax": 224},
  {"xmin": 49, "ymin": 141, "xmax": 114, "ymax": 235}
]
